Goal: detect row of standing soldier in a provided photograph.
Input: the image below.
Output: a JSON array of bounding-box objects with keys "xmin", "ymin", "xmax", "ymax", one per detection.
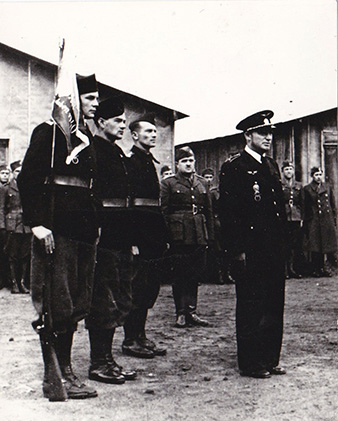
[{"xmin": 16, "ymin": 73, "xmax": 337, "ymax": 398}]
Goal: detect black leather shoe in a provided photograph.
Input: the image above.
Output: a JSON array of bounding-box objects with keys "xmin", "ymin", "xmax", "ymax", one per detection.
[
  {"xmin": 106, "ymin": 356, "xmax": 137, "ymax": 381},
  {"xmin": 269, "ymin": 366, "xmax": 286, "ymax": 375},
  {"xmin": 122, "ymin": 340, "xmax": 155, "ymax": 359},
  {"xmin": 186, "ymin": 313, "xmax": 210, "ymax": 327},
  {"xmin": 137, "ymin": 337, "xmax": 167, "ymax": 356},
  {"xmin": 174, "ymin": 314, "xmax": 187, "ymax": 328},
  {"xmin": 89, "ymin": 362, "xmax": 125, "ymax": 384},
  {"xmin": 240, "ymin": 369, "xmax": 271, "ymax": 379}
]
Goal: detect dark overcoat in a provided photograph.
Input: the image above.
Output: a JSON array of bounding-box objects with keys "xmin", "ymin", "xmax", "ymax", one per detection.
[
  {"xmin": 219, "ymin": 150, "xmax": 286, "ymax": 373},
  {"xmin": 302, "ymin": 181, "xmax": 337, "ymax": 253}
]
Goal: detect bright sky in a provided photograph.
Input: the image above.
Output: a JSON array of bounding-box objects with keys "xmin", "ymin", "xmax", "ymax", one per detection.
[{"xmin": 0, "ymin": 0, "xmax": 336, "ymax": 144}]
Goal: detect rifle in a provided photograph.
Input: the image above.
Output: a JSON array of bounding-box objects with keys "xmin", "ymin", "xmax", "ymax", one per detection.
[
  {"xmin": 31, "ymin": 121, "xmax": 67, "ymax": 402},
  {"xmin": 32, "ymin": 253, "xmax": 67, "ymax": 402}
]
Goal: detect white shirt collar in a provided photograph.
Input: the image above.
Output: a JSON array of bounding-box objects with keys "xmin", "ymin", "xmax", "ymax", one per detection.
[{"xmin": 244, "ymin": 145, "xmax": 263, "ymax": 163}]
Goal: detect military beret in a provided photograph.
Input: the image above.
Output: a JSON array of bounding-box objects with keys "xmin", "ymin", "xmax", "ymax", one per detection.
[
  {"xmin": 0, "ymin": 165, "xmax": 9, "ymax": 171},
  {"xmin": 310, "ymin": 166, "xmax": 322, "ymax": 176},
  {"xmin": 95, "ymin": 97, "xmax": 124, "ymax": 121},
  {"xmin": 236, "ymin": 110, "xmax": 275, "ymax": 132},
  {"xmin": 76, "ymin": 74, "xmax": 98, "ymax": 95},
  {"xmin": 201, "ymin": 168, "xmax": 214, "ymax": 177},
  {"xmin": 175, "ymin": 146, "xmax": 195, "ymax": 162},
  {"xmin": 10, "ymin": 160, "xmax": 21, "ymax": 171},
  {"xmin": 129, "ymin": 113, "xmax": 156, "ymax": 131},
  {"xmin": 281, "ymin": 161, "xmax": 294, "ymax": 170}
]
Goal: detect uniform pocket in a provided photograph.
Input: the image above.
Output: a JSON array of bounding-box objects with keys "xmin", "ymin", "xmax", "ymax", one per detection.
[{"xmin": 167, "ymin": 214, "xmax": 184, "ymax": 242}]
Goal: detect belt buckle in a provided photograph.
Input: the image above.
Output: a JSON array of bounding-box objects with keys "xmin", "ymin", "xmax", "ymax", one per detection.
[
  {"xmin": 289, "ymin": 199, "xmax": 293, "ymax": 206},
  {"xmin": 192, "ymin": 204, "xmax": 198, "ymax": 215}
]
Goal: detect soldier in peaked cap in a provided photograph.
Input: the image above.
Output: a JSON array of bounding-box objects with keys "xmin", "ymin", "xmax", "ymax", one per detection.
[
  {"xmin": 161, "ymin": 147, "xmax": 214, "ymax": 327},
  {"xmin": 121, "ymin": 113, "xmax": 169, "ymax": 359},
  {"xmin": 281, "ymin": 161, "xmax": 303, "ymax": 278},
  {"xmin": 219, "ymin": 110, "xmax": 287, "ymax": 379},
  {"xmin": 85, "ymin": 96, "xmax": 137, "ymax": 384},
  {"xmin": 17, "ymin": 74, "xmax": 100, "ymax": 399}
]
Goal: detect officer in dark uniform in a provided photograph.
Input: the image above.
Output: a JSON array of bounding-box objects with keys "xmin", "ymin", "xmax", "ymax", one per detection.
[
  {"xmin": 18, "ymin": 74, "xmax": 100, "ymax": 399},
  {"xmin": 86, "ymin": 97, "xmax": 137, "ymax": 384},
  {"xmin": 122, "ymin": 114, "xmax": 168, "ymax": 358},
  {"xmin": 219, "ymin": 110, "xmax": 287, "ymax": 379},
  {"xmin": 281, "ymin": 161, "xmax": 303, "ymax": 278},
  {"xmin": 161, "ymin": 147, "xmax": 214, "ymax": 328}
]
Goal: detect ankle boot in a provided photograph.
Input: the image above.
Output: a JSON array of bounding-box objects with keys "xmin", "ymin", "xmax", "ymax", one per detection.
[{"xmin": 11, "ymin": 279, "xmax": 20, "ymax": 294}]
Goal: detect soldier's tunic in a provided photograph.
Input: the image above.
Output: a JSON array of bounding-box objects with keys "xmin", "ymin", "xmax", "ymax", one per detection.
[
  {"xmin": 160, "ymin": 173, "xmax": 214, "ymax": 315},
  {"xmin": 128, "ymin": 145, "xmax": 168, "ymax": 309},
  {"xmin": 2, "ymin": 179, "xmax": 32, "ymax": 275},
  {"xmin": 281, "ymin": 180, "xmax": 303, "ymax": 261},
  {"xmin": 219, "ymin": 150, "xmax": 286, "ymax": 373},
  {"xmin": 18, "ymin": 121, "xmax": 99, "ymax": 329},
  {"xmin": 302, "ymin": 181, "xmax": 337, "ymax": 254},
  {"xmin": 86, "ymin": 136, "xmax": 133, "ymax": 329}
]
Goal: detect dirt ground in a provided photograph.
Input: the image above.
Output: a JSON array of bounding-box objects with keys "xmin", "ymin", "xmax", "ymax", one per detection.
[{"xmin": 1, "ymin": 275, "xmax": 338, "ymax": 421}]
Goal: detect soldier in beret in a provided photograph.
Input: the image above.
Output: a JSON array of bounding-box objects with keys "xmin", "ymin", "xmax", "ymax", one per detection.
[
  {"xmin": 161, "ymin": 147, "xmax": 214, "ymax": 328},
  {"xmin": 86, "ymin": 96, "xmax": 137, "ymax": 384},
  {"xmin": 303, "ymin": 167, "xmax": 337, "ymax": 277},
  {"xmin": 122, "ymin": 114, "xmax": 168, "ymax": 358},
  {"xmin": 281, "ymin": 161, "xmax": 303, "ymax": 278},
  {"xmin": 219, "ymin": 110, "xmax": 287, "ymax": 379},
  {"xmin": 18, "ymin": 74, "xmax": 100, "ymax": 399}
]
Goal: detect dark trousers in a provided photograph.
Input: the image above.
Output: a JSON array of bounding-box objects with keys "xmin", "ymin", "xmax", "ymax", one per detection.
[
  {"xmin": 86, "ymin": 247, "xmax": 133, "ymax": 330},
  {"xmin": 170, "ymin": 245, "xmax": 206, "ymax": 315},
  {"xmin": 235, "ymin": 252, "xmax": 285, "ymax": 372},
  {"xmin": 31, "ymin": 235, "xmax": 96, "ymax": 327}
]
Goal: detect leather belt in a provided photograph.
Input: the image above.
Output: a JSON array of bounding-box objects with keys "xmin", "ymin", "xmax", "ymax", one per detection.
[
  {"xmin": 172, "ymin": 205, "xmax": 204, "ymax": 215},
  {"xmin": 133, "ymin": 198, "xmax": 160, "ymax": 207},
  {"xmin": 52, "ymin": 175, "xmax": 93, "ymax": 189},
  {"xmin": 102, "ymin": 198, "xmax": 131, "ymax": 208}
]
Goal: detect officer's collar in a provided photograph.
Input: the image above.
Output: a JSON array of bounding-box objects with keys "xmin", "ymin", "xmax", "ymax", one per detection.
[
  {"xmin": 244, "ymin": 145, "xmax": 264, "ymax": 163},
  {"xmin": 131, "ymin": 145, "xmax": 160, "ymax": 164}
]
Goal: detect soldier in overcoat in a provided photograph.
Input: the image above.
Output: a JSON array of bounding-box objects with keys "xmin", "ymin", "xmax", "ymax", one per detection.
[
  {"xmin": 161, "ymin": 147, "xmax": 214, "ymax": 328},
  {"xmin": 302, "ymin": 167, "xmax": 337, "ymax": 277},
  {"xmin": 1, "ymin": 161, "xmax": 31, "ymax": 293},
  {"xmin": 219, "ymin": 111, "xmax": 287, "ymax": 379},
  {"xmin": 281, "ymin": 161, "xmax": 303, "ymax": 278},
  {"xmin": 17, "ymin": 74, "xmax": 100, "ymax": 399},
  {"xmin": 122, "ymin": 114, "xmax": 168, "ymax": 359},
  {"xmin": 86, "ymin": 97, "xmax": 137, "ymax": 384}
]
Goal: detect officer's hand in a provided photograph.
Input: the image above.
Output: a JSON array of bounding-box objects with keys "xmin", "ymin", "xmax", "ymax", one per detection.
[
  {"xmin": 32, "ymin": 225, "xmax": 55, "ymax": 254},
  {"xmin": 131, "ymin": 245, "xmax": 139, "ymax": 256}
]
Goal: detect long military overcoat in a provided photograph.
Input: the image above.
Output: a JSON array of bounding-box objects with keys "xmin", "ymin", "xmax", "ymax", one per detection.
[{"xmin": 302, "ymin": 181, "xmax": 337, "ymax": 253}]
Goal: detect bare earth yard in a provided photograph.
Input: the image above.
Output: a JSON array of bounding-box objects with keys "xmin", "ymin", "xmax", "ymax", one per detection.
[{"xmin": 1, "ymin": 276, "xmax": 338, "ymax": 421}]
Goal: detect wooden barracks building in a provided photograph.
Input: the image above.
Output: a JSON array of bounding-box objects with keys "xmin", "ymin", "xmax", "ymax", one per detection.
[
  {"xmin": 0, "ymin": 42, "xmax": 188, "ymax": 171},
  {"xmin": 177, "ymin": 108, "xmax": 338, "ymax": 209}
]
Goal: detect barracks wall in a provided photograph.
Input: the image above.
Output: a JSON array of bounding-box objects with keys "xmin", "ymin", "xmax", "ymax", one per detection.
[
  {"xmin": 0, "ymin": 43, "xmax": 180, "ymax": 173},
  {"xmin": 177, "ymin": 108, "xmax": 338, "ymax": 208}
]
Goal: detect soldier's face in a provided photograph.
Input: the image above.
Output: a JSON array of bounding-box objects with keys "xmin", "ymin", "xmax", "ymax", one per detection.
[
  {"xmin": 283, "ymin": 166, "xmax": 294, "ymax": 180},
  {"xmin": 101, "ymin": 113, "xmax": 126, "ymax": 141},
  {"xmin": 162, "ymin": 170, "xmax": 173, "ymax": 179},
  {"xmin": 0, "ymin": 170, "xmax": 9, "ymax": 183},
  {"xmin": 177, "ymin": 157, "xmax": 195, "ymax": 175},
  {"xmin": 132, "ymin": 122, "xmax": 157, "ymax": 150},
  {"xmin": 12, "ymin": 167, "xmax": 21, "ymax": 180},
  {"xmin": 312, "ymin": 171, "xmax": 323, "ymax": 183},
  {"xmin": 80, "ymin": 91, "xmax": 99, "ymax": 119},
  {"xmin": 203, "ymin": 174, "xmax": 214, "ymax": 184},
  {"xmin": 246, "ymin": 127, "xmax": 273, "ymax": 154}
]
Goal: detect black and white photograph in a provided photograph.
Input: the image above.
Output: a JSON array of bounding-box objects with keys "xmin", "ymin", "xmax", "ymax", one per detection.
[{"xmin": 0, "ymin": 1, "xmax": 337, "ymax": 420}]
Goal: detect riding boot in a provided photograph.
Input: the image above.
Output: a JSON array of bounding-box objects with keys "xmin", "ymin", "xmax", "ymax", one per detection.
[{"xmin": 123, "ymin": 310, "xmax": 154, "ymax": 358}]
